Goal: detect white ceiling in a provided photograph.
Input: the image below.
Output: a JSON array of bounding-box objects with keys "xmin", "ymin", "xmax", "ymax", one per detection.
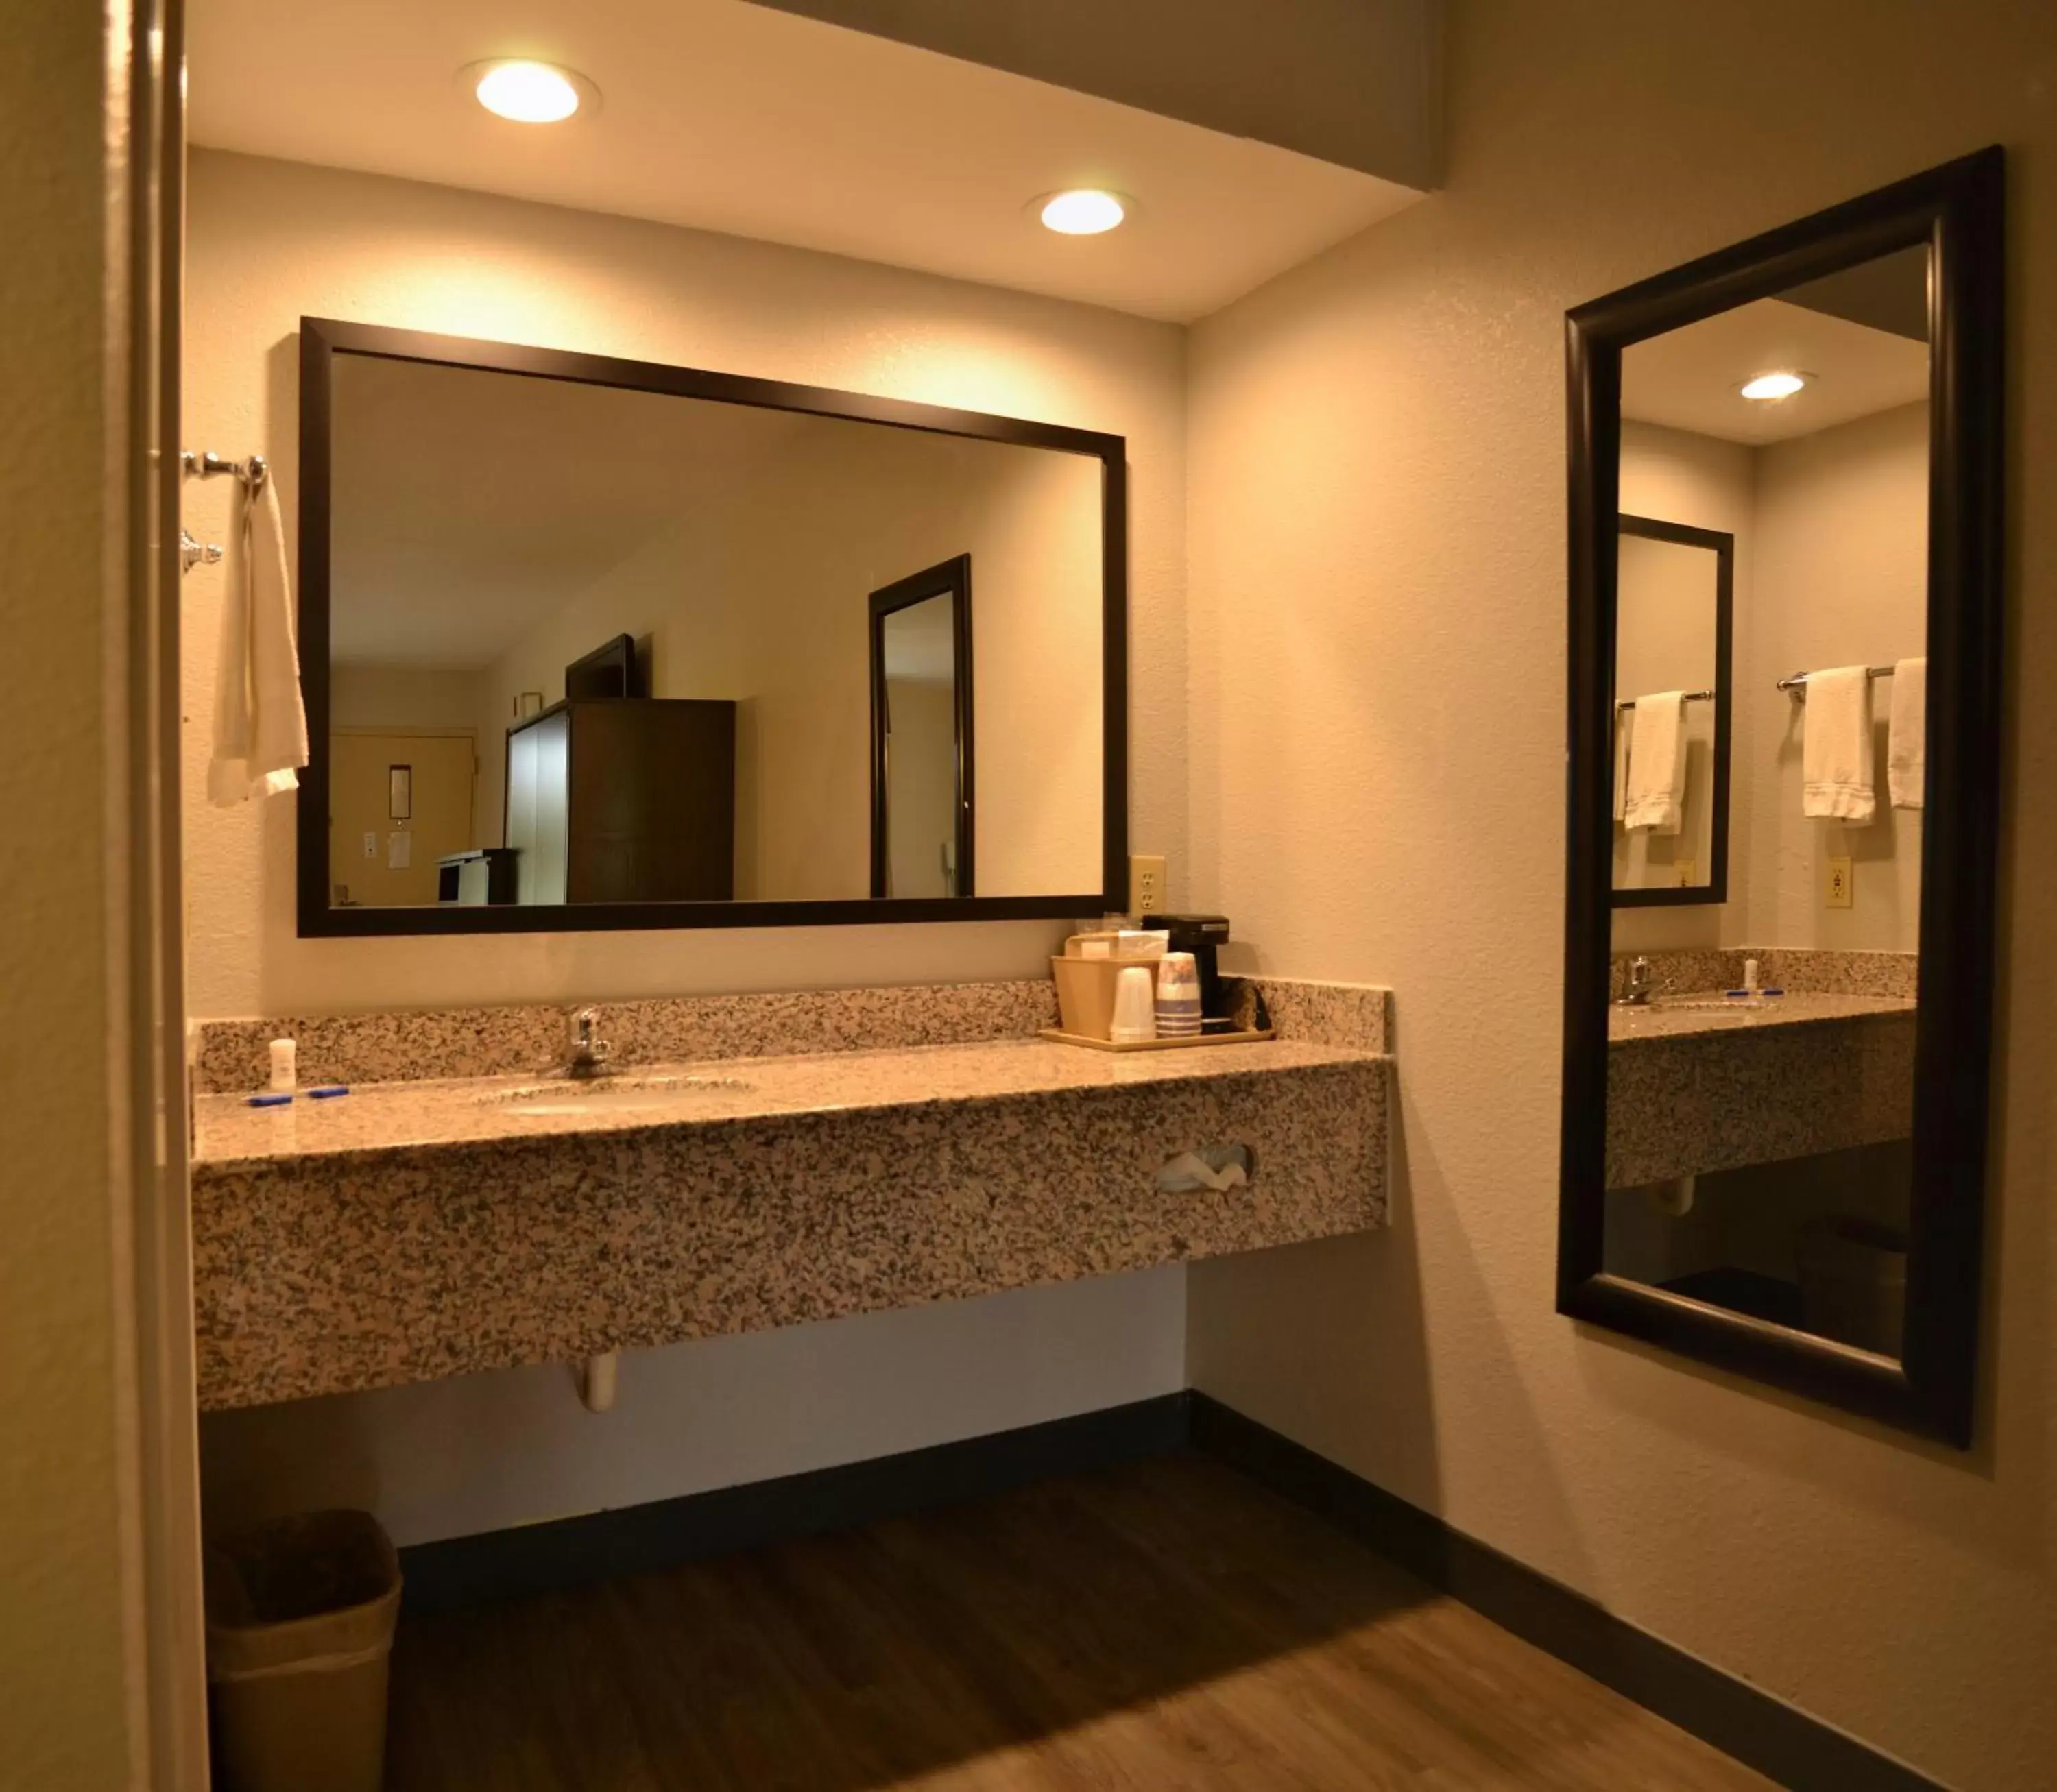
[
  {"xmin": 187, "ymin": 0, "xmax": 1425, "ymax": 324},
  {"xmin": 1622, "ymin": 298, "xmax": 1929, "ymax": 446}
]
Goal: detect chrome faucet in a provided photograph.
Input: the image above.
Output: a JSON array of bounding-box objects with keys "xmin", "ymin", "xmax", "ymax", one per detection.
[
  {"xmin": 1613, "ymin": 956, "xmax": 1658, "ymax": 1007},
  {"xmin": 565, "ymin": 1007, "xmax": 612, "ymax": 1079}
]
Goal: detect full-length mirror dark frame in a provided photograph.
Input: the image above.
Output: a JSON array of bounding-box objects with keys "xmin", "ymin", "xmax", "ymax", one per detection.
[
  {"xmin": 1611, "ymin": 513, "xmax": 1734, "ymax": 910},
  {"xmin": 869, "ymin": 554, "xmax": 974, "ymax": 899},
  {"xmin": 295, "ymin": 317, "xmax": 1129, "ymax": 936},
  {"xmin": 1559, "ymin": 149, "xmax": 2004, "ymax": 1445}
]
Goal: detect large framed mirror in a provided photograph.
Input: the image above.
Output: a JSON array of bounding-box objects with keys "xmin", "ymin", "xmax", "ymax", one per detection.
[
  {"xmin": 296, "ymin": 319, "xmax": 1127, "ymax": 935},
  {"xmin": 1559, "ymin": 149, "xmax": 2004, "ymax": 1444}
]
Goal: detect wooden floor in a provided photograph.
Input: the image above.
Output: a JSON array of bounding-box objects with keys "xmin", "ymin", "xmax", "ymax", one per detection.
[{"xmin": 385, "ymin": 1452, "xmax": 1773, "ymax": 1791}]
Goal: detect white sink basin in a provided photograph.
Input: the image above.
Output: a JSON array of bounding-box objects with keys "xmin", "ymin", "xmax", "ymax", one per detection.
[{"xmin": 483, "ymin": 1073, "xmax": 752, "ymax": 1116}]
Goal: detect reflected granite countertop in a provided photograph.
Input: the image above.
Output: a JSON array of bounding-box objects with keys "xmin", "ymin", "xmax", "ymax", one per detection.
[
  {"xmin": 1608, "ymin": 989, "xmax": 1914, "ymax": 1045},
  {"xmin": 193, "ymin": 1034, "xmax": 1379, "ymax": 1170},
  {"xmin": 1605, "ymin": 989, "xmax": 1916, "ymax": 1187}
]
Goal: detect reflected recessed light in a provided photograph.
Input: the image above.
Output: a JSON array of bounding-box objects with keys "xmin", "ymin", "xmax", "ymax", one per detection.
[
  {"xmin": 471, "ymin": 60, "xmax": 590, "ymax": 123},
  {"xmin": 1740, "ymin": 370, "xmax": 1809, "ymax": 402},
  {"xmin": 1038, "ymin": 189, "xmax": 1128, "ymax": 235}
]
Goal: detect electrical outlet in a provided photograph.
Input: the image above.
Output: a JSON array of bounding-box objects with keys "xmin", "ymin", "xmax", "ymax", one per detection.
[
  {"xmin": 1129, "ymin": 853, "xmax": 1168, "ymax": 917},
  {"xmin": 1825, "ymin": 856, "xmax": 1853, "ymax": 908}
]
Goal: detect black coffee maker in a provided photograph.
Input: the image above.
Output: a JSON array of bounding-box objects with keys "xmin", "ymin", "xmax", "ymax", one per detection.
[{"xmin": 1151, "ymin": 914, "xmax": 1235, "ymax": 1031}]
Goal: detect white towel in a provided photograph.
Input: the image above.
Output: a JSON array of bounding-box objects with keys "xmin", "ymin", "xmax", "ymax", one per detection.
[
  {"xmin": 1801, "ymin": 665, "xmax": 1875, "ymax": 824},
  {"xmin": 1621, "ymin": 691, "xmax": 1687, "ymax": 833},
  {"xmin": 207, "ymin": 475, "xmax": 307, "ymax": 807},
  {"xmin": 1612, "ymin": 710, "xmax": 1631, "ymax": 823},
  {"xmin": 1888, "ymin": 656, "xmax": 1927, "ymax": 810}
]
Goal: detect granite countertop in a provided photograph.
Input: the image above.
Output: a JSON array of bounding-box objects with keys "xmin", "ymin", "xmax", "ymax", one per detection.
[
  {"xmin": 194, "ymin": 1034, "xmax": 1377, "ymax": 1170},
  {"xmin": 1608, "ymin": 989, "xmax": 1914, "ymax": 1045},
  {"xmin": 190, "ymin": 977, "xmax": 1396, "ymax": 1410}
]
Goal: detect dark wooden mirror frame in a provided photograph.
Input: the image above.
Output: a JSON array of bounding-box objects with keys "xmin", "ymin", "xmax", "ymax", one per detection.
[
  {"xmin": 1559, "ymin": 148, "xmax": 2004, "ymax": 1446},
  {"xmin": 869, "ymin": 554, "xmax": 974, "ymax": 899},
  {"xmin": 294, "ymin": 317, "xmax": 1128, "ymax": 936},
  {"xmin": 1611, "ymin": 514, "xmax": 1735, "ymax": 910}
]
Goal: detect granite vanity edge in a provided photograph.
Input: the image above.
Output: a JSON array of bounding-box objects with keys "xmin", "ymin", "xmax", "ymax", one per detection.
[{"xmin": 191, "ymin": 1049, "xmax": 1393, "ymax": 1176}]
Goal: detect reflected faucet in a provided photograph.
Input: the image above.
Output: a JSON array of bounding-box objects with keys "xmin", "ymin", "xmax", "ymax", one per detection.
[
  {"xmin": 565, "ymin": 1007, "xmax": 612, "ymax": 1079},
  {"xmin": 1614, "ymin": 956, "xmax": 1658, "ymax": 1007}
]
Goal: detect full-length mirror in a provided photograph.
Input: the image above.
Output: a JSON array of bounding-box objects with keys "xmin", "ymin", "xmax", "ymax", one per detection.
[
  {"xmin": 1561, "ymin": 151, "xmax": 2003, "ymax": 1444},
  {"xmin": 298, "ymin": 320, "xmax": 1126, "ymax": 934}
]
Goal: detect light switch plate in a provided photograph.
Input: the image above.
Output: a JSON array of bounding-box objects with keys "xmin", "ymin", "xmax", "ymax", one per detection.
[
  {"xmin": 1674, "ymin": 858, "xmax": 1697, "ymax": 887},
  {"xmin": 1129, "ymin": 853, "xmax": 1168, "ymax": 917},
  {"xmin": 1825, "ymin": 856, "xmax": 1853, "ymax": 908},
  {"xmin": 363, "ymin": 831, "xmax": 378, "ymax": 860}
]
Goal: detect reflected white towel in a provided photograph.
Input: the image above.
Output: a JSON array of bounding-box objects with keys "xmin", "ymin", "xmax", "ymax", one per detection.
[
  {"xmin": 1612, "ymin": 710, "xmax": 1631, "ymax": 823},
  {"xmin": 207, "ymin": 475, "xmax": 307, "ymax": 806},
  {"xmin": 1888, "ymin": 656, "xmax": 1927, "ymax": 810},
  {"xmin": 1622, "ymin": 691, "xmax": 1687, "ymax": 832},
  {"xmin": 1802, "ymin": 665, "xmax": 1875, "ymax": 824}
]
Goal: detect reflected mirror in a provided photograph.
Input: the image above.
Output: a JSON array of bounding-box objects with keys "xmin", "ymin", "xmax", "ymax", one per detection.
[
  {"xmin": 298, "ymin": 320, "xmax": 1125, "ymax": 934},
  {"xmin": 1560, "ymin": 152, "xmax": 2004, "ymax": 1444},
  {"xmin": 1612, "ymin": 516, "xmax": 1732, "ymax": 901}
]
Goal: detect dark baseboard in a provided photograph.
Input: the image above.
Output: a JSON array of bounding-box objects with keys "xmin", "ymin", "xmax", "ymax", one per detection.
[
  {"xmin": 398, "ymin": 1392, "xmax": 1190, "ymax": 1616},
  {"xmin": 1187, "ymin": 1392, "xmax": 1947, "ymax": 1792}
]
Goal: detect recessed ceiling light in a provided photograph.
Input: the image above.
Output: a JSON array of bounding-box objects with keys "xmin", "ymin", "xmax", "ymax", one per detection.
[
  {"xmin": 1037, "ymin": 189, "xmax": 1128, "ymax": 236},
  {"xmin": 470, "ymin": 59, "xmax": 591, "ymax": 124},
  {"xmin": 1740, "ymin": 370, "xmax": 1809, "ymax": 402}
]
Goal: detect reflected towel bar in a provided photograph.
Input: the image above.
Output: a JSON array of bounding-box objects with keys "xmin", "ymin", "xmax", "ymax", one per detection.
[
  {"xmin": 1614, "ymin": 689, "xmax": 1714, "ymax": 710},
  {"xmin": 1777, "ymin": 664, "xmax": 1895, "ymax": 696}
]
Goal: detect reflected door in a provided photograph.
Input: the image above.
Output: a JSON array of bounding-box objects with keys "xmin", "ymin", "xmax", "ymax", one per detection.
[
  {"xmin": 869, "ymin": 557, "xmax": 973, "ymax": 899},
  {"xmin": 327, "ymin": 731, "xmax": 476, "ymax": 907}
]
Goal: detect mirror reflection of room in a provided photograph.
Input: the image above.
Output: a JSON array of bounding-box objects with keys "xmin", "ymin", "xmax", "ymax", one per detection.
[
  {"xmin": 324, "ymin": 352, "xmax": 1103, "ymax": 908},
  {"xmin": 1604, "ymin": 243, "xmax": 1929, "ymax": 1358}
]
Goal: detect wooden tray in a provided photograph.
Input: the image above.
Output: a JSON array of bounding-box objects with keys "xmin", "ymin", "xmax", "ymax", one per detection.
[{"xmin": 1037, "ymin": 1026, "xmax": 1275, "ymax": 1053}]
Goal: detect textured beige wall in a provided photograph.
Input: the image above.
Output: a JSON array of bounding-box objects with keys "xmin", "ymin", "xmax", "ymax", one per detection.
[
  {"xmin": 1747, "ymin": 400, "xmax": 1929, "ymax": 952},
  {"xmin": 183, "ymin": 148, "xmax": 1186, "ymax": 1016},
  {"xmin": 0, "ymin": 4, "xmax": 146, "ymax": 1788},
  {"xmin": 1185, "ymin": 4, "xmax": 2057, "ymax": 1787}
]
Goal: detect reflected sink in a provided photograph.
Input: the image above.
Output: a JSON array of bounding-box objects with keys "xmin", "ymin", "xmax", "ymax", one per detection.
[{"xmin": 482, "ymin": 1073, "xmax": 754, "ymax": 1116}]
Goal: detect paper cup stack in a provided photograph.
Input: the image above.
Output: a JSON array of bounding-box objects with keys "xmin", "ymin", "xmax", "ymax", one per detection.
[{"xmin": 1154, "ymin": 952, "xmax": 1202, "ymax": 1039}]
